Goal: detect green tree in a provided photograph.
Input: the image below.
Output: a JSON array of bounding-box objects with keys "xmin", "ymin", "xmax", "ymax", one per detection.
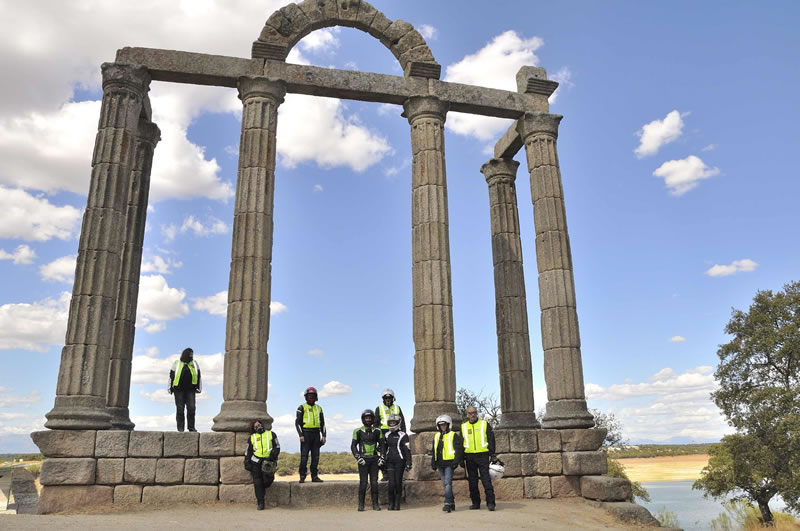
[
  {"xmin": 694, "ymin": 281, "xmax": 800, "ymax": 524},
  {"xmin": 591, "ymin": 408, "xmax": 650, "ymax": 503}
]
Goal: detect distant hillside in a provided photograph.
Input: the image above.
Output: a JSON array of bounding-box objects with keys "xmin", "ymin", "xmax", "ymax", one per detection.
[{"xmin": 611, "ymin": 443, "xmax": 714, "ymax": 458}]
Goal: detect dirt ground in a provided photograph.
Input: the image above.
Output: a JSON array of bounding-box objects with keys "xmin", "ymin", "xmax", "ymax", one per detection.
[
  {"xmin": 2, "ymin": 498, "xmax": 640, "ymax": 530},
  {"xmin": 619, "ymin": 454, "xmax": 709, "ymax": 482}
]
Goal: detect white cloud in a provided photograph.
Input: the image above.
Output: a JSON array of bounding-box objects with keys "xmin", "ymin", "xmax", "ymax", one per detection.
[
  {"xmin": 416, "ymin": 24, "xmax": 437, "ymax": 40},
  {"xmin": 132, "ymin": 352, "xmax": 224, "ymax": 386},
  {"xmin": 0, "ymin": 186, "xmax": 81, "ymax": 241},
  {"xmin": 702, "ymin": 143, "xmax": 717, "ymax": 152},
  {"xmin": 297, "ymin": 28, "xmax": 340, "ymax": 52},
  {"xmin": 668, "ymin": 336, "xmax": 686, "ymax": 343},
  {"xmin": 548, "ymin": 66, "xmax": 574, "ymax": 104},
  {"xmin": 141, "ymin": 255, "xmax": 182, "ymax": 275},
  {"xmin": 163, "ymin": 215, "xmax": 229, "ymax": 241},
  {"xmin": 312, "ymin": 184, "xmax": 324, "ymax": 193},
  {"xmin": 0, "ymin": 244, "xmax": 36, "ymax": 264},
  {"xmin": 705, "ymin": 259, "xmax": 758, "ymax": 277},
  {"xmin": 649, "ymin": 368, "xmax": 676, "ymax": 381},
  {"xmin": 193, "ymin": 291, "xmax": 228, "ymax": 316},
  {"xmin": 652, "ymin": 155, "xmax": 720, "ymax": 196},
  {"xmin": 307, "ymin": 348, "xmax": 324, "ymax": 357},
  {"xmin": 0, "ymin": 292, "xmax": 69, "ymax": 351},
  {"xmin": 130, "ymin": 414, "xmax": 215, "ymax": 432},
  {"xmin": 444, "ymin": 31, "xmax": 542, "ymax": 140},
  {"xmin": 0, "ymin": 388, "xmax": 41, "ymax": 408},
  {"xmin": 318, "ymin": 380, "xmax": 352, "ymax": 398},
  {"xmin": 140, "ymin": 388, "xmax": 208, "ymax": 403},
  {"xmin": 270, "ymin": 301, "xmax": 288, "ymax": 315},
  {"xmin": 40, "ymin": 255, "xmax": 76, "ymax": 283},
  {"xmin": 135, "ymin": 274, "xmax": 189, "ymax": 332},
  {"xmin": 634, "ymin": 110, "xmax": 686, "ymax": 158},
  {"xmin": 587, "ymin": 365, "xmax": 715, "ymax": 401}
]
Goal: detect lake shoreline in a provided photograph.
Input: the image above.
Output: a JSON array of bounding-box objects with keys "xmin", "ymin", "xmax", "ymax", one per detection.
[{"xmin": 617, "ymin": 454, "xmax": 709, "ymax": 483}]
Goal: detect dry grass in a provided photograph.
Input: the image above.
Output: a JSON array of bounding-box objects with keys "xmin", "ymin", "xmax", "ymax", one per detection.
[{"xmin": 617, "ymin": 454, "xmax": 709, "ymax": 482}]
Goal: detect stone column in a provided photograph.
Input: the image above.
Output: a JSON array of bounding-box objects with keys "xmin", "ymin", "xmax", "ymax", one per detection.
[
  {"xmin": 402, "ymin": 96, "xmax": 459, "ymax": 432},
  {"xmin": 45, "ymin": 63, "xmax": 150, "ymax": 430},
  {"xmin": 213, "ymin": 76, "xmax": 285, "ymax": 432},
  {"xmin": 517, "ymin": 112, "xmax": 594, "ymax": 429},
  {"xmin": 480, "ymin": 158, "xmax": 539, "ymax": 429},
  {"xmin": 106, "ymin": 115, "xmax": 161, "ymax": 430}
]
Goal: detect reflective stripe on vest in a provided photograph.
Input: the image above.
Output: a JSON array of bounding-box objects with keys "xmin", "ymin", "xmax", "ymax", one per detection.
[
  {"xmin": 433, "ymin": 431, "xmax": 456, "ymax": 461},
  {"xmin": 462, "ymin": 419, "xmax": 489, "ymax": 454},
  {"xmin": 172, "ymin": 360, "xmax": 198, "ymax": 386},
  {"xmin": 302, "ymin": 403, "xmax": 321, "ymax": 428},
  {"xmin": 378, "ymin": 404, "xmax": 400, "ymax": 429},
  {"xmin": 250, "ymin": 431, "xmax": 272, "ymax": 458}
]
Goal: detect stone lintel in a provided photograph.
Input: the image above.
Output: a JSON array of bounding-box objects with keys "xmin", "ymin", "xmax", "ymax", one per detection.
[{"xmin": 494, "ymin": 121, "xmax": 525, "ymax": 159}]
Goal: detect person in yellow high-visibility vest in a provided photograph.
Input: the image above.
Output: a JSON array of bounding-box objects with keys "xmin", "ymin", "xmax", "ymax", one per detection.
[
  {"xmin": 244, "ymin": 419, "xmax": 280, "ymax": 510},
  {"xmin": 294, "ymin": 386, "xmax": 326, "ymax": 483},
  {"xmin": 168, "ymin": 347, "xmax": 201, "ymax": 432},
  {"xmin": 462, "ymin": 406, "xmax": 496, "ymax": 511},
  {"xmin": 375, "ymin": 388, "xmax": 405, "ymax": 481},
  {"xmin": 431, "ymin": 414, "xmax": 463, "ymax": 513}
]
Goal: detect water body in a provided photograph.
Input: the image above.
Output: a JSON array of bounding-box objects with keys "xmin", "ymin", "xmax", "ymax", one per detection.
[{"xmin": 640, "ymin": 480, "xmax": 788, "ymax": 531}]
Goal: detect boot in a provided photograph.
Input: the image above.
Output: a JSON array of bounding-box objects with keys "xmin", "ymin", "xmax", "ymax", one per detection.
[
  {"xmin": 372, "ymin": 495, "xmax": 381, "ymax": 511},
  {"xmin": 358, "ymin": 495, "xmax": 365, "ymax": 512},
  {"xmin": 257, "ymin": 500, "xmax": 265, "ymax": 510},
  {"xmin": 311, "ymin": 476, "xmax": 323, "ymax": 483},
  {"xmin": 299, "ymin": 475, "xmax": 306, "ymax": 483}
]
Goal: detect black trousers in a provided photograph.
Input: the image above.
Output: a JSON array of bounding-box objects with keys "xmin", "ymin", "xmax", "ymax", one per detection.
[
  {"xmin": 358, "ymin": 461, "xmax": 380, "ymax": 504},
  {"xmin": 299, "ymin": 429, "xmax": 321, "ymax": 477},
  {"xmin": 174, "ymin": 389, "xmax": 196, "ymax": 431},
  {"xmin": 386, "ymin": 459, "xmax": 405, "ymax": 507},
  {"xmin": 250, "ymin": 466, "xmax": 275, "ymax": 503},
  {"xmin": 465, "ymin": 453, "xmax": 495, "ymax": 506}
]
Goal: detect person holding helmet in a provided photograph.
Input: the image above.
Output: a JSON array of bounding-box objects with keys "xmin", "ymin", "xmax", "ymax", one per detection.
[
  {"xmin": 243, "ymin": 419, "xmax": 280, "ymax": 510},
  {"xmin": 351, "ymin": 409, "xmax": 385, "ymax": 511},
  {"xmin": 168, "ymin": 347, "xmax": 201, "ymax": 432},
  {"xmin": 375, "ymin": 389, "xmax": 405, "ymax": 481},
  {"xmin": 431, "ymin": 414, "xmax": 463, "ymax": 513},
  {"xmin": 383, "ymin": 413, "xmax": 411, "ymax": 510},
  {"xmin": 295, "ymin": 386, "xmax": 326, "ymax": 483},
  {"xmin": 461, "ymin": 406, "xmax": 497, "ymax": 511}
]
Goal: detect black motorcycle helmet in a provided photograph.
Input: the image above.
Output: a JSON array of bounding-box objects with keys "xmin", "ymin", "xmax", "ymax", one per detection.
[{"xmin": 361, "ymin": 409, "xmax": 375, "ymax": 427}]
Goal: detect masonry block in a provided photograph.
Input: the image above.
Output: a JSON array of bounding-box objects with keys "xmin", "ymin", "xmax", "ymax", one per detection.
[
  {"xmin": 290, "ymin": 480, "xmax": 358, "ymax": 506},
  {"xmin": 535, "ymin": 452, "xmax": 562, "ymax": 475},
  {"xmin": 39, "ymin": 485, "xmax": 113, "ymax": 514},
  {"xmin": 141, "ymin": 485, "xmax": 218, "ymax": 504},
  {"xmin": 184, "ymin": 458, "xmax": 219, "ymax": 484},
  {"xmin": 493, "ymin": 477, "xmax": 524, "ymax": 500},
  {"xmin": 235, "ymin": 432, "xmax": 251, "ymax": 455},
  {"xmin": 406, "ymin": 454, "xmax": 437, "ymax": 481},
  {"xmin": 40, "ymin": 458, "xmax": 96, "ymax": 485},
  {"xmin": 113, "ymin": 484, "xmax": 142, "ymax": 504},
  {"xmin": 409, "ymin": 431, "xmax": 435, "ymax": 455},
  {"xmin": 520, "ymin": 452, "xmax": 537, "ymax": 476},
  {"xmin": 163, "ymin": 431, "xmax": 198, "ymax": 457},
  {"xmin": 495, "ymin": 453, "xmax": 521, "ymax": 477},
  {"xmin": 524, "ymin": 476, "xmax": 552, "ymax": 498},
  {"xmin": 562, "ymin": 451, "xmax": 607, "ymax": 476},
  {"xmin": 551, "ymin": 475, "xmax": 581, "ymax": 497},
  {"xmin": 199, "ymin": 432, "xmax": 235, "ymax": 456},
  {"xmin": 580, "ymin": 475, "xmax": 631, "ymax": 502},
  {"xmin": 96, "ymin": 458, "xmax": 124, "ymax": 484},
  {"xmin": 537, "ymin": 429, "xmax": 561, "ymax": 452},
  {"xmin": 560, "ymin": 428, "xmax": 607, "ymax": 451},
  {"xmin": 509, "ymin": 429, "xmax": 539, "ymax": 453},
  {"xmin": 128, "ymin": 431, "xmax": 163, "ymax": 457},
  {"xmin": 155, "ymin": 458, "xmax": 185, "ymax": 484},
  {"xmin": 220, "ymin": 456, "xmax": 252, "ymax": 484},
  {"xmin": 95, "ymin": 430, "xmax": 129, "ymax": 457},
  {"xmin": 31, "ymin": 430, "xmax": 96, "ymax": 457},
  {"xmin": 493, "ymin": 429, "xmax": 510, "ymax": 453},
  {"xmin": 124, "ymin": 458, "xmax": 157, "ymax": 483}
]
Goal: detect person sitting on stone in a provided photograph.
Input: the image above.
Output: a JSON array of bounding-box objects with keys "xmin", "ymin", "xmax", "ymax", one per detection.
[
  {"xmin": 431, "ymin": 414, "xmax": 463, "ymax": 513},
  {"xmin": 168, "ymin": 347, "xmax": 201, "ymax": 432},
  {"xmin": 244, "ymin": 419, "xmax": 280, "ymax": 510}
]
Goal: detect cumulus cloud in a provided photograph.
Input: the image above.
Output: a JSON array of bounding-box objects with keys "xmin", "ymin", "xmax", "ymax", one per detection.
[
  {"xmin": 0, "ymin": 187, "xmax": 81, "ymax": 241},
  {"xmin": 587, "ymin": 365, "xmax": 715, "ymax": 401},
  {"xmin": 140, "ymin": 255, "xmax": 182, "ymax": 275},
  {"xmin": 0, "ymin": 292, "xmax": 69, "ymax": 351},
  {"xmin": 668, "ymin": 336, "xmax": 686, "ymax": 343},
  {"xmin": 702, "ymin": 143, "xmax": 717, "ymax": 152},
  {"xmin": 416, "ymin": 24, "xmax": 437, "ymax": 40},
  {"xmin": 40, "ymin": 255, "xmax": 76, "ymax": 283},
  {"xmin": 131, "ymin": 414, "xmax": 214, "ymax": 432},
  {"xmin": 297, "ymin": 28, "xmax": 340, "ymax": 52},
  {"xmin": 163, "ymin": 215, "xmax": 229, "ymax": 241},
  {"xmin": 135, "ymin": 274, "xmax": 189, "ymax": 333},
  {"xmin": 140, "ymin": 388, "xmax": 208, "ymax": 403},
  {"xmin": 193, "ymin": 291, "xmax": 288, "ymax": 317},
  {"xmin": 269, "ymin": 301, "xmax": 288, "ymax": 315},
  {"xmin": 312, "ymin": 184, "xmax": 324, "ymax": 193},
  {"xmin": 0, "ymin": 244, "xmax": 36, "ymax": 265},
  {"xmin": 705, "ymin": 259, "xmax": 758, "ymax": 277},
  {"xmin": 548, "ymin": 66, "xmax": 574, "ymax": 104},
  {"xmin": 634, "ymin": 110, "xmax": 686, "ymax": 158},
  {"xmin": 318, "ymin": 380, "xmax": 353, "ymax": 398},
  {"xmin": 132, "ymin": 351, "xmax": 224, "ymax": 386},
  {"xmin": 652, "ymin": 155, "xmax": 720, "ymax": 196},
  {"xmin": 0, "ymin": 388, "xmax": 41, "ymax": 408}
]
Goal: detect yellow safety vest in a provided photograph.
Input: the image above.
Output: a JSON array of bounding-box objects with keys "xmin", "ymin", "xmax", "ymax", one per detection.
[
  {"xmin": 433, "ymin": 431, "xmax": 456, "ymax": 461},
  {"xmin": 462, "ymin": 419, "xmax": 489, "ymax": 454},
  {"xmin": 302, "ymin": 403, "xmax": 321, "ymax": 428},
  {"xmin": 378, "ymin": 404, "xmax": 400, "ymax": 429},
  {"xmin": 172, "ymin": 360, "xmax": 198, "ymax": 386},
  {"xmin": 250, "ymin": 431, "xmax": 273, "ymax": 458}
]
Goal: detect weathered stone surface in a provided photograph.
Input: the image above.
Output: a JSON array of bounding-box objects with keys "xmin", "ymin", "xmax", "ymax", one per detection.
[
  {"xmin": 581, "ymin": 476, "xmax": 631, "ymax": 502},
  {"xmin": 219, "ymin": 482, "xmax": 290, "ymax": 506},
  {"xmin": 10, "ymin": 468, "xmax": 37, "ymax": 494},
  {"xmin": 290, "ymin": 480, "xmax": 358, "ymax": 506},
  {"xmin": 155, "ymin": 458, "xmax": 185, "ymax": 484},
  {"xmin": 596, "ymin": 501, "xmax": 661, "ymax": 527},
  {"xmin": 493, "ymin": 429, "xmax": 510, "ymax": 453},
  {"xmin": 524, "ymin": 476, "xmax": 551, "ymax": 499},
  {"xmin": 31, "ymin": 430, "xmax": 96, "ymax": 457},
  {"xmin": 493, "ymin": 477, "xmax": 524, "ymax": 500},
  {"xmin": 96, "ymin": 458, "xmax": 124, "ymax": 484},
  {"xmin": 184, "ymin": 458, "xmax": 219, "ymax": 484},
  {"xmin": 520, "ymin": 452, "xmax": 537, "ymax": 476},
  {"xmin": 235, "ymin": 432, "xmax": 250, "ymax": 455},
  {"xmin": 199, "ymin": 432, "xmax": 235, "ymax": 456},
  {"xmin": 128, "ymin": 431, "xmax": 163, "ymax": 457},
  {"xmin": 141, "ymin": 485, "xmax": 218, "ymax": 504},
  {"xmin": 39, "ymin": 485, "xmax": 113, "ymax": 514},
  {"xmin": 496, "ymin": 453, "xmax": 521, "ymax": 477},
  {"xmin": 95, "ymin": 430, "xmax": 129, "ymax": 457},
  {"xmin": 551, "ymin": 475, "xmax": 581, "ymax": 497},
  {"xmin": 124, "ymin": 458, "xmax": 157, "ymax": 483},
  {"xmin": 113, "ymin": 484, "xmax": 142, "ymax": 504},
  {"xmin": 562, "ymin": 451, "xmax": 607, "ymax": 476},
  {"xmin": 409, "ymin": 431, "xmax": 435, "ymax": 455},
  {"xmin": 537, "ymin": 429, "xmax": 562, "ymax": 452},
  {"xmin": 403, "ymin": 479, "xmax": 439, "ymax": 502},
  {"xmin": 406, "ymin": 454, "xmax": 437, "ymax": 481},
  {"xmin": 220, "ymin": 456, "xmax": 252, "ymax": 484},
  {"xmin": 509, "ymin": 429, "xmax": 539, "ymax": 453},
  {"xmin": 535, "ymin": 452, "xmax": 562, "ymax": 475},
  {"xmin": 561, "ymin": 428, "xmax": 607, "ymax": 452},
  {"xmin": 163, "ymin": 431, "xmax": 199, "ymax": 457},
  {"xmin": 40, "ymin": 458, "xmax": 96, "ymax": 485}
]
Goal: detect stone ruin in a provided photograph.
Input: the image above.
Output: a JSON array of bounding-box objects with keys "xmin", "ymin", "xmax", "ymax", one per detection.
[{"xmin": 31, "ymin": 0, "xmax": 639, "ymax": 515}]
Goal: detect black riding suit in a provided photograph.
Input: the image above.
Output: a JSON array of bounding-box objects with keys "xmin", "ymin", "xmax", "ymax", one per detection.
[
  {"xmin": 351, "ymin": 425, "xmax": 384, "ymax": 508},
  {"xmin": 295, "ymin": 403, "xmax": 326, "ymax": 479},
  {"xmin": 384, "ymin": 429, "xmax": 411, "ymax": 509}
]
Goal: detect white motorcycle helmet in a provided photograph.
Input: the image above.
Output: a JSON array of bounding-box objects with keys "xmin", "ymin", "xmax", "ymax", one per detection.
[
  {"xmin": 435, "ymin": 414, "xmax": 452, "ymax": 429},
  {"xmin": 489, "ymin": 461, "xmax": 505, "ymax": 480}
]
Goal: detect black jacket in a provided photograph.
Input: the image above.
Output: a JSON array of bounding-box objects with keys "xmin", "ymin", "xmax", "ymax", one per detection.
[
  {"xmin": 351, "ymin": 425, "xmax": 384, "ymax": 463},
  {"xmin": 244, "ymin": 431, "xmax": 280, "ymax": 470},
  {"xmin": 384, "ymin": 430, "xmax": 411, "ymax": 463},
  {"xmin": 431, "ymin": 430, "xmax": 464, "ymax": 470},
  {"xmin": 295, "ymin": 403, "xmax": 326, "ymax": 437}
]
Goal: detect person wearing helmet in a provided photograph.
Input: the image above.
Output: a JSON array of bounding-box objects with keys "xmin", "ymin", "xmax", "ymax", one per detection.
[
  {"xmin": 431, "ymin": 414, "xmax": 463, "ymax": 513},
  {"xmin": 461, "ymin": 406, "xmax": 497, "ymax": 511},
  {"xmin": 383, "ymin": 413, "xmax": 411, "ymax": 510},
  {"xmin": 295, "ymin": 386, "xmax": 326, "ymax": 483},
  {"xmin": 375, "ymin": 388, "xmax": 405, "ymax": 481},
  {"xmin": 351, "ymin": 409, "xmax": 385, "ymax": 511},
  {"xmin": 243, "ymin": 419, "xmax": 280, "ymax": 510}
]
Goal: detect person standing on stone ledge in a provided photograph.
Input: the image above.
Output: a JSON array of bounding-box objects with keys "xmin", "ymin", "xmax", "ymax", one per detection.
[
  {"xmin": 244, "ymin": 419, "xmax": 280, "ymax": 510},
  {"xmin": 168, "ymin": 347, "xmax": 201, "ymax": 432},
  {"xmin": 462, "ymin": 406, "xmax": 497, "ymax": 511},
  {"xmin": 383, "ymin": 413, "xmax": 412, "ymax": 510},
  {"xmin": 351, "ymin": 409, "xmax": 385, "ymax": 511},
  {"xmin": 295, "ymin": 386, "xmax": 326, "ymax": 483},
  {"xmin": 431, "ymin": 414, "xmax": 463, "ymax": 513},
  {"xmin": 375, "ymin": 388, "xmax": 406, "ymax": 481}
]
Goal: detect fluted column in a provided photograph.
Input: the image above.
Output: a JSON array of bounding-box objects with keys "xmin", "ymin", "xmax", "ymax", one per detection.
[
  {"xmin": 107, "ymin": 115, "xmax": 160, "ymax": 430},
  {"xmin": 480, "ymin": 158, "xmax": 539, "ymax": 429},
  {"xmin": 45, "ymin": 63, "xmax": 150, "ymax": 429},
  {"xmin": 403, "ymin": 96, "xmax": 459, "ymax": 432},
  {"xmin": 213, "ymin": 76, "xmax": 285, "ymax": 432},
  {"xmin": 517, "ymin": 112, "xmax": 594, "ymax": 429}
]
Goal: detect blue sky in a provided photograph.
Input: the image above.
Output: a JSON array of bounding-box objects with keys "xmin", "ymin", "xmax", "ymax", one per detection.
[{"xmin": 1, "ymin": 1, "xmax": 798, "ymax": 452}]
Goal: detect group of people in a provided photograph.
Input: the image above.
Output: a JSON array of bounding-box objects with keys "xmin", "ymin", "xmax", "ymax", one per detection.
[{"xmin": 170, "ymin": 350, "xmax": 501, "ymax": 512}]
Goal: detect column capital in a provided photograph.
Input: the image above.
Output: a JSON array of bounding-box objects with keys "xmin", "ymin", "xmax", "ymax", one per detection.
[
  {"xmin": 402, "ymin": 95, "xmax": 449, "ymax": 122},
  {"xmin": 137, "ymin": 119, "xmax": 161, "ymax": 147},
  {"xmin": 237, "ymin": 76, "xmax": 286, "ymax": 103},
  {"xmin": 516, "ymin": 112, "xmax": 563, "ymax": 140},
  {"xmin": 480, "ymin": 157, "xmax": 520, "ymax": 185},
  {"xmin": 101, "ymin": 63, "xmax": 151, "ymax": 96}
]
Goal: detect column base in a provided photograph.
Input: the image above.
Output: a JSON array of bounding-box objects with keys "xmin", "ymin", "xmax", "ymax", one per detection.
[
  {"xmin": 499, "ymin": 411, "xmax": 541, "ymax": 429},
  {"xmin": 45, "ymin": 395, "xmax": 112, "ymax": 430},
  {"xmin": 212, "ymin": 400, "xmax": 272, "ymax": 432},
  {"xmin": 107, "ymin": 406, "xmax": 135, "ymax": 430},
  {"xmin": 410, "ymin": 401, "xmax": 460, "ymax": 433},
  {"xmin": 541, "ymin": 399, "xmax": 595, "ymax": 429}
]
